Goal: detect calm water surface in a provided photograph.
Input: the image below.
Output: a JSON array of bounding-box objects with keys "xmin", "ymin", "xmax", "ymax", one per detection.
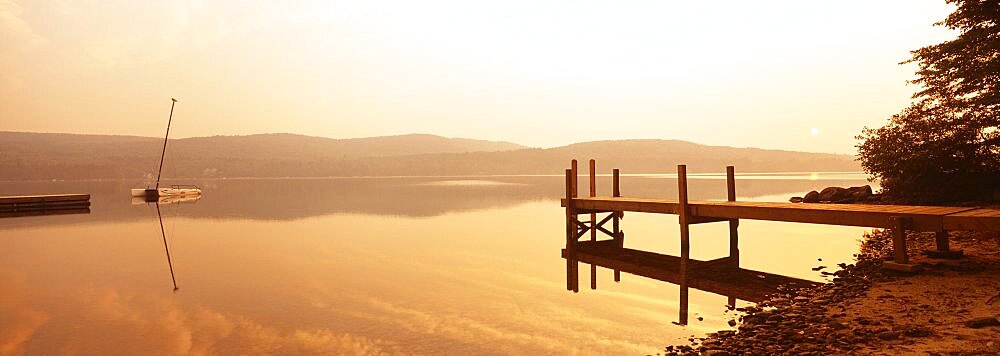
[{"xmin": 0, "ymin": 174, "xmax": 873, "ymax": 355}]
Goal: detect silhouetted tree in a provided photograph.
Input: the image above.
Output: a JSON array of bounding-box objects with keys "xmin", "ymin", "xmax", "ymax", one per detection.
[{"xmin": 857, "ymin": 0, "xmax": 999, "ymax": 203}]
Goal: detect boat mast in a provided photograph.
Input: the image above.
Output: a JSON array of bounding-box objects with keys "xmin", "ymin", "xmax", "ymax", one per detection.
[{"xmin": 154, "ymin": 98, "xmax": 178, "ymax": 190}]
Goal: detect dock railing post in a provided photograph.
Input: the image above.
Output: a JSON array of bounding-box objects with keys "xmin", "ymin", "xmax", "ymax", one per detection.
[
  {"xmin": 571, "ymin": 160, "xmax": 578, "ymax": 198},
  {"xmin": 589, "ymin": 159, "xmax": 597, "ymax": 289},
  {"xmin": 613, "ymin": 168, "xmax": 622, "ymax": 246},
  {"xmin": 565, "ymin": 168, "xmax": 576, "ymax": 254},
  {"xmin": 613, "ymin": 168, "xmax": 622, "ymax": 282},
  {"xmin": 726, "ymin": 166, "xmax": 740, "ymax": 266},
  {"xmin": 677, "ymin": 165, "xmax": 691, "ymax": 277},
  {"xmin": 589, "ymin": 159, "xmax": 596, "ymax": 242}
]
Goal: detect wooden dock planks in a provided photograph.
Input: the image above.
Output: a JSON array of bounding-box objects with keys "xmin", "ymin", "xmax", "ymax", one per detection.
[
  {"xmin": 561, "ymin": 160, "xmax": 1000, "ymax": 272},
  {"xmin": 562, "ymin": 197, "xmax": 998, "ymax": 232},
  {"xmin": 943, "ymin": 208, "xmax": 1000, "ymax": 231},
  {"xmin": 0, "ymin": 194, "xmax": 91, "ymax": 216},
  {"xmin": 0, "ymin": 194, "xmax": 90, "ymax": 204}
]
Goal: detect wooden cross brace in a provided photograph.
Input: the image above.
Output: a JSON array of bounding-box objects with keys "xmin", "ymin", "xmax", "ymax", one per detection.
[{"xmin": 574, "ymin": 213, "xmax": 618, "ymax": 240}]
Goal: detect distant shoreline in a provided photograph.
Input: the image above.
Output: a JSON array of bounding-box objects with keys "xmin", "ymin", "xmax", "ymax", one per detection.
[{"xmin": 0, "ymin": 171, "xmax": 869, "ymax": 183}]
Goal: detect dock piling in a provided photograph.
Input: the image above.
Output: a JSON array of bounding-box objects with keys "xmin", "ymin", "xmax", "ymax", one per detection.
[
  {"xmin": 565, "ymin": 168, "xmax": 579, "ymax": 291},
  {"xmin": 589, "ymin": 159, "xmax": 596, "ymax": 242},
  {"xmin": 565, "ymin": 169, "xmax": 576, "ymax": 254},
  {"xmin": 613, "ymin": 168, "xmax": 622, "ymax": 282}
]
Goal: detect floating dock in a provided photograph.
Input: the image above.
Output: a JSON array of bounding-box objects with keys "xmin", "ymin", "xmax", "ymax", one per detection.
[
  {"xmin": 561, "ymin": 160, "xmax": 1000, "ymax": 273},
  {"xmin": 0, "ymin": 194, "xmax": 91, "ymax": 218}
]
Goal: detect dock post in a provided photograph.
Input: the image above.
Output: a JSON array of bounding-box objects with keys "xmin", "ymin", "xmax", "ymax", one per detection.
[
  {"xmin": 613, "ymin": 168, "xmax": 622, "ymax": 247},
  {"xmin": 565, "ymin": 167, "xmax": 579, "ymax": 252},
  {"xmin": 677, "ymin": 165, "xmax": 691, "ymax": 277},
  {"xmin": 726, "ymin": 166, "xmax": 740, "ymax": 266},
  {"xmin": 571, "ymin": 160, "xmax": 578, "ymax": 198},
  {"xmin": 613, "ymin": 168, "xmax": 622, "ymax": 282},
  {"xmin": 565, "ymin": 167, "xmax": 579, "ymax": 292},
  {"xmin": 589, "ymin": 159, "xmax": 597, "ymax": 242},
  {"xmin": 588, "ymin": 159, "xmax": 598, "ymax": 288}
]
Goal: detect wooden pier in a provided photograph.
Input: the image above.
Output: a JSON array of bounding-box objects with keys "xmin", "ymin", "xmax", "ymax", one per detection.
[
  {"xmin": 0, "ymin": 194, "xmax": 91, "ymax": 218},
  {"xmin": 561, "ymin": 160, "xmax": 1000, "ymax": 272}
]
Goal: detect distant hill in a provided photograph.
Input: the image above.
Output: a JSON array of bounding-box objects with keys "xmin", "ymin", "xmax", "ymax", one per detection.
[{"xmin": 0, "ymin": 131, "xmax": 860, "ymax": 180}]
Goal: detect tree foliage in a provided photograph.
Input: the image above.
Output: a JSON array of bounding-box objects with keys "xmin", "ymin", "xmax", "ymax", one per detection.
[{"xmin": 857, "ymin": 0, "xmax": 999, "ymax": 203}]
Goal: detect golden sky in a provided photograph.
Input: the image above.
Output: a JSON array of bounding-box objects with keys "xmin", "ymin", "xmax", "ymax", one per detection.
[{"xmin": 0, "ymin": 0, "xmax": 955, "ymax": 153}]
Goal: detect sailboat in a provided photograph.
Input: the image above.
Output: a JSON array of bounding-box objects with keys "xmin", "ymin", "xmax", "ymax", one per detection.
[{"xmin": 131, "ymin": 98, "xmax": 202, "ymax": 201}]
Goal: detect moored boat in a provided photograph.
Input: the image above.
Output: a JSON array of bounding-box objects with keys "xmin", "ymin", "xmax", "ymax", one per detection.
[
  {"xmin": 132, "ymin": 98, "xmax": 204, "ymax": 202},
  {"xmin": 130, "ymin": 190, "xmax": 202, "ymax": 205},
  {"xmin": 130, "ymin": 185, "xmax": 202, "ymax": 199}
]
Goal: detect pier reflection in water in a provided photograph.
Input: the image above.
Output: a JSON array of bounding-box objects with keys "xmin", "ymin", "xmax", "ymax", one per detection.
[{"xmin": 564, "ymin": 240, "xmax": 818, "ymax": 326}]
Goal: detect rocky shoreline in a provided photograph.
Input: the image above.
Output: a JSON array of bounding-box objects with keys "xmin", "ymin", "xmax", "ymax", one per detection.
[{"xmin": 666, "ymin": 230, "xmax": 1000, "ymax": 355}]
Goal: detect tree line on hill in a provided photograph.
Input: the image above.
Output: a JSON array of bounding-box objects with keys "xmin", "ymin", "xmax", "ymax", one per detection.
[{"xmin": 0, "ymin": 132, "xmax": 860, "ymax": 180}]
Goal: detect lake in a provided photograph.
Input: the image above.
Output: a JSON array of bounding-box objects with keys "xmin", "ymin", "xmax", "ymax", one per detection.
[{"xmin": 0, "ymin": 173, "xmax": 874, "ymax": 355}]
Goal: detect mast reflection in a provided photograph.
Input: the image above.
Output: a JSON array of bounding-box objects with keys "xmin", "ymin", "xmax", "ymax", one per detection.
[
  {"xmin": 563, "ymin": 240, "xmax": 817, "ymax": 325},
  {"xmin": 156, "ymin": 202, "xmax": 179, "ymax": 292},
  {"xmin": 137, "ymin": 194, "xmax": 201, "ymax": 292}
]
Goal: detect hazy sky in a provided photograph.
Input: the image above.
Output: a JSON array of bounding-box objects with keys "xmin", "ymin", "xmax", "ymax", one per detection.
[{"xmin": 1, "ymin": 0, "xmax": 955, "ymax": 153}]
